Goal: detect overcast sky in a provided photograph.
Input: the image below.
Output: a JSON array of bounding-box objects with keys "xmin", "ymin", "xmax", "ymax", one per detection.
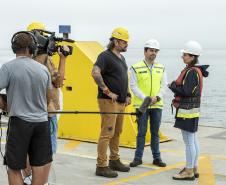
[{"xmin": 0, "ymin": 0, "xmax": 225, "ymax": 49}]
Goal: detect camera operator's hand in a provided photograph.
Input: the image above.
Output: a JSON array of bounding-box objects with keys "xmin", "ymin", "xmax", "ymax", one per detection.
[{"xmin": 58, "ymin": 45, "xmax": 70, "ymax": 58}]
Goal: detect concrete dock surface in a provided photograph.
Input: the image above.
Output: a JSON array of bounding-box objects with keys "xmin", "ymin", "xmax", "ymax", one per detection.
[{"xmin": 1, "ymin": 122, "xmax": 226, "ymax": 185}]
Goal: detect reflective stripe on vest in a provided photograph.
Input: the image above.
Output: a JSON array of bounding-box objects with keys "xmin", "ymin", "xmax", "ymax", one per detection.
[
  {"xmin": 131, "ymin": 60, "xmax": 164, "ymax": 109},
  {"xmin": 173, "ymin": 67, "xmax": 203, "ymax": 108},
  {"xmin": 177, "ymin": 108, "xmax": 200, "ymax": 119}
]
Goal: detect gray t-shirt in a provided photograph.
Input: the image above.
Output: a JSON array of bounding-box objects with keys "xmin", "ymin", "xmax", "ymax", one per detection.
[{"xmin": 0, "ymin": 56, "xmax": 52, "ymax": 122}]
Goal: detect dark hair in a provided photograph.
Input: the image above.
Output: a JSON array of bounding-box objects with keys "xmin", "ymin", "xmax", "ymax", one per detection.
[
  {"xmin": 12, "ymin": 33, "xmax": 34, "ymax": 53},
  {"xmin": 106, "ymin": 37, "xmax": 116, "ymax": 50},
  {"xmin": 188, "ymin": 54, "xmax": 199, "ymax": 67},
  {"xmin": 144, "ymin": 47, "xmax": 149, "ymax": 52}
]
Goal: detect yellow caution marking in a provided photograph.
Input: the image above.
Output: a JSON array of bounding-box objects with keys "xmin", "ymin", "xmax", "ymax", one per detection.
[
  {"xmin": 161, "ymin": 149, "xmax": 184, "ymax": 155},
  {"xmin": 212, "ymin": 155, "xmax": 226, "ymax": 161},
  {"xmin": 104, "ymin": 162, "xmax": 185, "ymax": 185},
  {"xmin": 63, "ymin": 140, "xmax": 80, "ymax": 152},
  {"xmin": 198, "ymin": 155, "xmax": 216, "ymax": 185}
]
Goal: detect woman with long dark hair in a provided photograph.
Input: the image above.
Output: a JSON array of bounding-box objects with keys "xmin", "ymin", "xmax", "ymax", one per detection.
[{"xmin": 168, "ymin": 41, "xmax": 209, "ymax": 180}]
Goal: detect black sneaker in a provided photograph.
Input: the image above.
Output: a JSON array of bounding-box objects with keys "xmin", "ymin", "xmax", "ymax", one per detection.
[
  {"xmin": 129, "ymin": 159, "xmax": 142, "ymax": 167},
  {"xmin": 153, "ymin": 159, "xmax": 166, "ymax": 167}
]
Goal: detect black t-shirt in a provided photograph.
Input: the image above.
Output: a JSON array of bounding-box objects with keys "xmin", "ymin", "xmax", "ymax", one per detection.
[{"xmin": 94, "ymin": 49, "xmax": 128, "ymax": 103}]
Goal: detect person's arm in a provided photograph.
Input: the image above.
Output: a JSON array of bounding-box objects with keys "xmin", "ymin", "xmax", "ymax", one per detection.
[
  {"xmin": 56, "ymin": 45, "xmax": 70, "ymax": 87},
  {"xmin": 157, "ymin": 69, "xmax": 168, "ymax": 100},
  {"xmin": 46, "ymin": 70, "xmax": 53, "ymax": 106},
  {"xmin": 125, "ymin": 77, "xmax": 132, "ymax": 106},
  {"xmin": 91, "ymin": 65, "xmax": 108, "ymax": 90},
  {"xmin": 0, "ymin": 65, "xmax": 9, "ymax": 90},
  {"xmin": 130, "ymin": 67, "xmax": 146, "ymax": 100},
  {"xmin": 0, "ymin": 96, "xmax": 7, "ymax": 111},
  {"xmin": 91, "ymin": 65, "xmax": 118, "ymax": 102},
  {"xmin": 46, "ymin": 89, "xmax": 53, "ymax": 106},
  {"xmin": 169, "ymin": 69, "xmax": 199, "ymax": 96},
  {"xmin": 0, "ymin": 65, "xmax": 10, "ymax": 111},
  {"xmin": 47, "ymin": 45, "xmax": 70, "ymax": 88}
]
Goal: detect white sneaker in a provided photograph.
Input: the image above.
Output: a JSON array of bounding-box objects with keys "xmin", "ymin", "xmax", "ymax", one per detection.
[{"xmin": 23, "ymin": 175, "xmax": 32, "ymax": 185}]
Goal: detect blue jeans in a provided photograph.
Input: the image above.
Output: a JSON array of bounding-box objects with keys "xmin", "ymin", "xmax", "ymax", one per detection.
[
  {"xmin": 181, "ymin": 130, "xmax": 199, "ymax": 168},
  {"xmin": 49, "ymin": 115, "xmax": 58, "ymax": 153},
  {"xmin": 134, "ymin": 108, "xmax": 162, "ymax": 160}
]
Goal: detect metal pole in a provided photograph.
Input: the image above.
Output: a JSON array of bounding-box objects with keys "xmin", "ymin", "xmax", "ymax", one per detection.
[{"xmin": 48, "ymin": 111, "xmax": 137, "ymax": 115}]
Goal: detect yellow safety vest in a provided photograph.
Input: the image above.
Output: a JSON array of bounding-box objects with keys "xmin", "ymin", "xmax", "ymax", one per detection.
[{"xmin": 131, "ymin": 60, "xmax": 164, "ymax": 109}]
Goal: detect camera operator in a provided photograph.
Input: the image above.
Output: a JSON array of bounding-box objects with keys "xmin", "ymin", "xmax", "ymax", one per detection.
[
  {"xmin": 22, "ymin": 23, "xmax": 70, "ymax": 185},
  {"xmin": 27, "ymin": 22, "xmax": 70, "ymax": 156},
  {"xmin": 0, "ymin": 31, "xmax": 52, "ymax": 185}
]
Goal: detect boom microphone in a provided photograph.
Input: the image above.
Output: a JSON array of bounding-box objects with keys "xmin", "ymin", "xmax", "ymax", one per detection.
[
  {"xmin": 49, "ymin": 97, "xmax": 152, "ymax": 116},
  {"xmin": 137, "ymin": 96, "xmax": 152, "ymax": 114}
]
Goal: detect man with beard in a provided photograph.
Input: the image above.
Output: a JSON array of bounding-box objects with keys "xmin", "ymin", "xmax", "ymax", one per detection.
[
  {"xmin": 92, "ymin": 27, "xmax": 131, "ymax": 178},
  {"xmin": 129, "ymin": 39, "xmax": 167, "ymax": 168}
]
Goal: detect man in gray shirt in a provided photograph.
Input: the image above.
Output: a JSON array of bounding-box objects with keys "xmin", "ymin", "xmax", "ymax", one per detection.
[{"xmin": 0, "ymin": 31, "xmax": 52, "ymax": 185}]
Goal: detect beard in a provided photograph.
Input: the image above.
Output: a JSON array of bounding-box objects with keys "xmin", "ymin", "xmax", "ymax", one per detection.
[
  {"xmin": 149, "ymin": 55, "xmax": 156, "ymax": 61},
  {"xmin": 120, "ymin": 46, "xmax": 127, "ymax": 52}
]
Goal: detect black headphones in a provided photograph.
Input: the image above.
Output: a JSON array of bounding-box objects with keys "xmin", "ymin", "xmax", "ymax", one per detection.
[{"xmin": 11, "ymin": 31, "xmax": 38, "ymax": 55}]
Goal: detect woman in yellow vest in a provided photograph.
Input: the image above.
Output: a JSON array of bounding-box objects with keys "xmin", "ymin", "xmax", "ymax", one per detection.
[
  {"xmin": 129, "ymin": 39, "xmax": 168, "ymax": 168},
  {"xmin": 168, "ymin": 41, "xmax": 209, "ymax": 180}
]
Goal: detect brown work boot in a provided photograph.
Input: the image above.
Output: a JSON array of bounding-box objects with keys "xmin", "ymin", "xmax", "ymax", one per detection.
[
  {"xmin": 95, "ymin": 166, "xmax": 118, "ymax": 178},
  {"xmin": 194, "ymin": 167, "xmax": 199, "ymax": 178},
  {"xmin": 173, "ymin": 168, "xmax": 195, "ymax": 180},
  {"xmin": 109, "ymin": 159, "xmax": 130, "ymax": 172}
]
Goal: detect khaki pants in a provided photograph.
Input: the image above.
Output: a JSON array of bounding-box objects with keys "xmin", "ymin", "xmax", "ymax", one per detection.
[{"xmin": 97, "ymin": 99, "xmax": 125, "ymax": 167}]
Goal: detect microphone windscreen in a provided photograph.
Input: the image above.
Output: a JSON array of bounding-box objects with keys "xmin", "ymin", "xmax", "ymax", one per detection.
[
  {"xmin": 138, "ymin": 96, "xmax": 152, "ymax": 114},
  {"xmin": 0, "ymin": 94, "xmax": 7, "ymax": 103}
]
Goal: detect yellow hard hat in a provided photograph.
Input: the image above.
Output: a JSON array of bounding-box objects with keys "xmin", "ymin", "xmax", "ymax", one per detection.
[
  {"xmin": 111, "ymin": 27, "xmax": 129, "ymax": 42},
  {"xmin": 27, "ymin": 22, "xmax": 46, "ymax": 31}
]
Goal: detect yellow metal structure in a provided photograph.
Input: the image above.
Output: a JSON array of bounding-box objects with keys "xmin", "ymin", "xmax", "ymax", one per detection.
[{"xmin": 52, "ymin": 41, "xmax": 169, "ymax": 148}]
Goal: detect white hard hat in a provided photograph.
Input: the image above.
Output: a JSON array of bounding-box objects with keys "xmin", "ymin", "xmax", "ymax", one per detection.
[
  {"xmin": 144, "ymin": 39, "xmax": 160, "ymax": 50},
  {"xmin": 181, "ymin": 41, "xmax": 202, "ymax": 56}
]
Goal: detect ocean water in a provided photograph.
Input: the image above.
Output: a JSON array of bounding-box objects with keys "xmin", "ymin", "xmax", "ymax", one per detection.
[{"xmin": 0, "ymin": 48, "xmax": 225, "ymax": 127}]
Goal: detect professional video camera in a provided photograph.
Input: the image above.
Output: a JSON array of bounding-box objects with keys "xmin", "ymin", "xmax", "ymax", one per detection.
[{"xmin": 31, "ymin": 29, "xmax": 74, "ymax": 57}]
